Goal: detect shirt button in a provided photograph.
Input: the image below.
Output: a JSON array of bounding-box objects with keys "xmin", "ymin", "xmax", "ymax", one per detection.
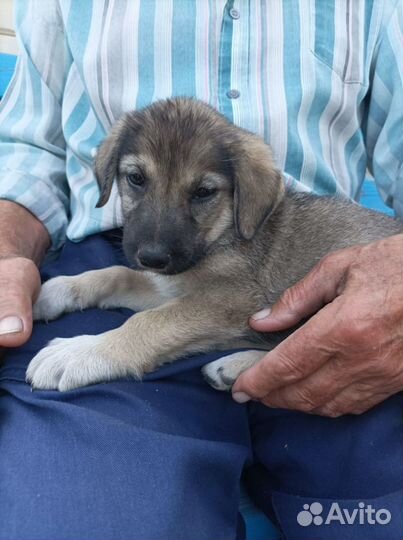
[
  {"xmin": 229, "ymin": 8, "xmax": 240, "ymax": 19},
  {"xmin": 226, "ymin": 89, "xmax": 240, "ymax": 99}
]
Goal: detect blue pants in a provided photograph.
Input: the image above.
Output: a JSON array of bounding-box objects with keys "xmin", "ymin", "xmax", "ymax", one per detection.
[{"xmin": 1, "ymin": 232, "xmax": 402, "ymax": 540}]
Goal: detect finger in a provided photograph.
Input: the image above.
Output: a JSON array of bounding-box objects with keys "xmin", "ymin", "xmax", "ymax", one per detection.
[
  {"xmin": 0, "ymin": 260, "xmax": 41, "ymax": 347},
  {"xmin": 233, "ymin": 304, "xmax": 337, "ymax": 399},
  {"xmin": 249, "ymin": 251, "xmax": 350, "ymax": 332},
  {"xmin": 0, "ymin": 291, "xmax": 34, "ymax": 347},
  {"xmin": 258, "ymin": 354, "xmax": 358, "ymax": 412},
  {"xmin": 313, "ymin": 383, "xmax": 394, "ymax": 417}
]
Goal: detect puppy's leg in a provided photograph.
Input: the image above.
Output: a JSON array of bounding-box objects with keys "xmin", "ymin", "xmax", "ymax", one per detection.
[
  {"xmin": 202, "ymin": 350, "xmax": 266, "ymax": 391},
  {"xmin": 27, "ymin": 289, "xmax": 255, "ymax": 391},
  {"xmin": 33, "ymin": 266, "xmax": 178, "ymax": 321}
]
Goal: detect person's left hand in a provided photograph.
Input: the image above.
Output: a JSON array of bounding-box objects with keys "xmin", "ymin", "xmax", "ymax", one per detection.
[{"xmin": 232, "ymin": 234, "xmax": 403, "ymax": 417}]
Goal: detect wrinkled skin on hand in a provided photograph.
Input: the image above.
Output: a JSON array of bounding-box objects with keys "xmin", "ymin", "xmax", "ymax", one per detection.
[{"xmin": 233, "ymin": 234, "xmax": 403, "ymax": 417}]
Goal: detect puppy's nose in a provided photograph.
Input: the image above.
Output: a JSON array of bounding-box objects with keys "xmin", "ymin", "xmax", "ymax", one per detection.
[{"xmin": 137, "ymin": 245, "xmax": 171, "ymax": 270}]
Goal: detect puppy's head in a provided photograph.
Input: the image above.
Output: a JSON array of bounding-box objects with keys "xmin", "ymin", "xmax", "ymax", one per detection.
[{"xmin": 95, "ymin": 98, "xmax": 284, "ymax": 274}]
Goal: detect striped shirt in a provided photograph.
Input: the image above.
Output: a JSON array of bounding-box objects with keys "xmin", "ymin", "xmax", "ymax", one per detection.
[{"xmin": 0, "ymin": 0, "xmax": 402, "ymax": 251}]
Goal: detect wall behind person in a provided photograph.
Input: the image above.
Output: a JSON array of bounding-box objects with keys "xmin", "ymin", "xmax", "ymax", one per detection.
[
  {"xmin": 0, "ymin": 0, "xmax": 18, "ymax": 99},
  {"xmin": 0, "ymin": 0, "xmax": 18, "ymax": 55}
]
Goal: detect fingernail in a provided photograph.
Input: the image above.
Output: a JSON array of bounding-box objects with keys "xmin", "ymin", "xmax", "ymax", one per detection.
[
  {"xmin": 232, "ymin": 392, "xmax": 252, "ymax": 404},
  {"xmin": 0, "ymin": 316, "xmax": 24, "ymax": 335},
  {"xmin": 251, "ymin": 308, "xmax": 271, "ymax": 321}
]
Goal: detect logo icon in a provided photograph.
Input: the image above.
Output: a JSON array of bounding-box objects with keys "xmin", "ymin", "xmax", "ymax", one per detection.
[{"xmin": 297, "ymin": 502, "xmax": 324, "ymax": 526}]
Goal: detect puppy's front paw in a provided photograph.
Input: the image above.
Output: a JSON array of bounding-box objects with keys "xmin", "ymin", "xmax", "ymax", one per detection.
[
  {"xmin": 33, "ymin": 276, "xmax": 81, "ymax": 321},
  {"xmin": 202, "ymin": 350, "xmax": 266, "ymax": 391},
  {"xmin": 26, "ymin": 335, "xmax": 124, "ymax": 391}
]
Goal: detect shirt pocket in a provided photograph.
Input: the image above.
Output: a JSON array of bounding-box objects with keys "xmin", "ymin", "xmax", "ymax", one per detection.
[{"xmin": 310, "ymin": 0, "xmax": 366, "ymax": 85}]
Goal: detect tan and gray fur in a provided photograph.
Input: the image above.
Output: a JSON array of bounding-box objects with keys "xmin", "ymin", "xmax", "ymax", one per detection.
[{"xmin": 27, "ymin": 98, "xmax": 403, "ymax": 392}]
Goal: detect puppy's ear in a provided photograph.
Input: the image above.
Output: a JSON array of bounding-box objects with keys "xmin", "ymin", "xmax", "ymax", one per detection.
[
  {"xmin": 94, "ymin": 119, "xmax": 125, "ymax": 208},
  {"xmin": 233, "ymin": 132, "xmax": 285, "ymax": 240}
]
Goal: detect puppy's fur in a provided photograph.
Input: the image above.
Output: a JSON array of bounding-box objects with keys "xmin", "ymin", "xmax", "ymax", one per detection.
[{"xmin": 28, "ymin": 98, "xmax": 403, "ymax": 392}]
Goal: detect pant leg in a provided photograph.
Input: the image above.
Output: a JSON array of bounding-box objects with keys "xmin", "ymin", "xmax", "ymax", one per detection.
[
  {"xmin": 0, "ymin": 233, "xmax": 252, "ymax": 540},
  {"xmin": 246, "ymin": 396, "xmax": 403, "ymax": 540}
]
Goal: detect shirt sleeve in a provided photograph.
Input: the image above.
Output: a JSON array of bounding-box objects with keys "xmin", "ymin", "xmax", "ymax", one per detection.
[
  {"xmin": 364, "ymin": 0, "xmax": 403, "ymax": 218},
  {"xmin": 0, "ymin": 0, "xmax": 72, "ymax": 250}
]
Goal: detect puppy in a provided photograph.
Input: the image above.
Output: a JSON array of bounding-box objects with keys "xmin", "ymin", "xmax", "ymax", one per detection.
[{"xmin": 27, "ymin": 98, "xmax": 403, "ymax": 392}]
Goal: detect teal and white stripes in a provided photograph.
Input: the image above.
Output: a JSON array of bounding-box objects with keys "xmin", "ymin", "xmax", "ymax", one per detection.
[{"xmin": 0, "ymin": 0, "xmax": 402, "ymax": 250}]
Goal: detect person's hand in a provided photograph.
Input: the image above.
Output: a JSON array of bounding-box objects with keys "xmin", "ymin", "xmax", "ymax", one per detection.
[
  {"xmin": 0, "ymin": 256, "xmax": 41, "ymax": 350},
  {"xmin": 0, "ymin": 200, "xmax": 49, "ymax": 355},
  {"xmin": 232, "ymin": 234, "xmax": 403, "ymax": 417}
]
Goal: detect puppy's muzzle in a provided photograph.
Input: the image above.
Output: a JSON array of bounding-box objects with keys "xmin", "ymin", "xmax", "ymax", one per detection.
[{"xmin": 137, "ymin": 245, "xmax": 172, "ymax": 270}]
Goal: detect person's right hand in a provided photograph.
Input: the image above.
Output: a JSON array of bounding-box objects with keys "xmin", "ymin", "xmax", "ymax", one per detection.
[{"xmin": 0, "ymin": 256, "xmax": 41, "ymax": 350}]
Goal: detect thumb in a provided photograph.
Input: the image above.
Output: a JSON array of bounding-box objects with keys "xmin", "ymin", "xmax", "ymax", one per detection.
[
  {"xmin": 249, "ymin": 250, "xmax": 350, "ymax": 332},
  {"xmin": 0, "ymin": 258, "xmax": 41, "ymax": 348}
]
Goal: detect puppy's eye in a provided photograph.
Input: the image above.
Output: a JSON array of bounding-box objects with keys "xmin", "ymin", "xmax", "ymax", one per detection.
[
  {"xmin": 126, "ymin": 173, "xmax": 145, "ymax": 188},
  {"xmin": 191, "ymin": 186, "xmax": 217, "ymax": 202}
]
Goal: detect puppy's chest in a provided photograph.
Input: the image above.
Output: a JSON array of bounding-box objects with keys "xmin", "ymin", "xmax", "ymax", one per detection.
[
  {"xmin": 146, "ymin": 270, "xmax": 219, "ymax": 301},
  {"xmin": 146, "ymin": 271, "xmax": 220, "ymax": 301}
]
